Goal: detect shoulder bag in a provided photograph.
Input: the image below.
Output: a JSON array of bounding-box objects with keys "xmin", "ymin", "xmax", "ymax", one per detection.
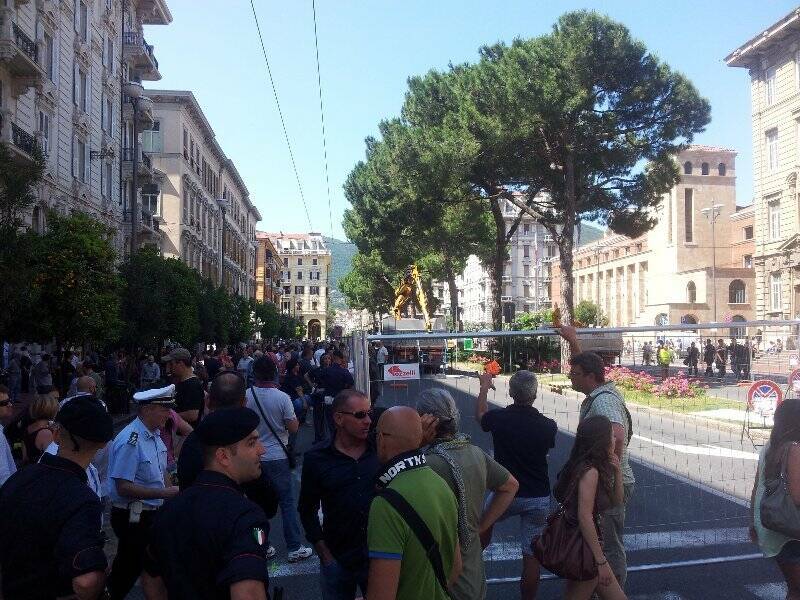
[
  {"xmin": 531, "ymin": 470, "xmax": 598, "ymax": 581},
  {"xmin": 379, "ymin": 488, "xmax": 451, "ymax": 597},
  {"xmin": 761, "ymin": 442, "xmax": 800, "ymax": 538},
  {"xmin": 249, "ymin": 386, "xmax": 296, "ymax": 470}
]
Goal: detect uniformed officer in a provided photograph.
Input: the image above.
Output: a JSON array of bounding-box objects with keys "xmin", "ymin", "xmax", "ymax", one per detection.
[
  {"xmin": 106, "ymin": 384, "xmax": 180, "ymax": 600},
  {"xmin": 0, "ymin": 395, "xmax": 113, "ymax": 599},
  {"xmin": 145, "ymin": 407, "xmax": 272, "ymax": 599}
]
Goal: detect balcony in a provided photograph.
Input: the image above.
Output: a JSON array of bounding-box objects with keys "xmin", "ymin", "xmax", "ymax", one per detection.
[
  {"xmin": 122, "ymin": 94, "xmax": 154, "ymax": 127},
  {"xmin": 0, "ymin": 114, "xmax": 39, "ymax": 163},
  {"xmin": 122, "ymin": 31, "xmax": 160, "ymax": 81},
  {"xmin": 0, "ymin": 19, "xmax": 44, "ymax": 83},
  {"xmin": 121, "ymin": 147, "xmax": 154, "ymax": 182}
]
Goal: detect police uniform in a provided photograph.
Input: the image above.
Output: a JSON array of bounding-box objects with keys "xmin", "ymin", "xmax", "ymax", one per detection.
[
  {"xmin": 146, "ymin": 407, "xmax": 272, "ymax": 599},
  {"xmin": 0, "ymin": 395, "xmax": 113, "ymax": 599},
  {"xmin": 106, "ymin": 384, "xmax": 175, "ymax": 600}
]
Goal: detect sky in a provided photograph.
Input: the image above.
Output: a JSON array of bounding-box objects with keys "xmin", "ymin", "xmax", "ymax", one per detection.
[{"xmin": 145, "ymin": 0, "xmax": 799, "ymax": 241}]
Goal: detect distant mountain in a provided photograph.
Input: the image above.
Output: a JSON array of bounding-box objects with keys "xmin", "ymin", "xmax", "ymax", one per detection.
[{"xmin": 324, "ymin": 236, "xmax": 356, "ymax": 309}]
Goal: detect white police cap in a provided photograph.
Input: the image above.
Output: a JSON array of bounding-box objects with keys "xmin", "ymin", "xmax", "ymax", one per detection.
[{"xmin": 133, "ymin": 384, "xmax": 177, "ymax": 406}]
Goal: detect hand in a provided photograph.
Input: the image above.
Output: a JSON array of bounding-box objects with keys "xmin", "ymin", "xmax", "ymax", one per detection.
[
  {"xmin": 478, "ymin": 372, "xmax": 495, "ymax": 392},
  {"xmin": 479, "ymin": 526, "xmax": 493, "ymax": 549},
  {"xmin": 420, "ymin": 413, "xmax": 439, "ymax": 445},
  {"xmin": 163, "ymin": 485, "xmax": 180, "ymax": 499},
  {"xmin": 608, "ymin": 451, "xmax": 621, "ymax": 471},
  {"xmin": 557, "ymin": 325, "xmax": 578, "ymax": 343},
  {"xmin": 597, "ymin": 561, "xmax": 613, "ymax": 587},
  {"xmin": 749, "ymin": 525, "xmax": 758, "ymax": 544}
]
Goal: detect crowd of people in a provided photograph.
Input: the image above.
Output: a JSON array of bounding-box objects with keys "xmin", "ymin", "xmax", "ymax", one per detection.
[{"xmin": 0, "ymin": 325, "xmax": 796, "ymax": 600}]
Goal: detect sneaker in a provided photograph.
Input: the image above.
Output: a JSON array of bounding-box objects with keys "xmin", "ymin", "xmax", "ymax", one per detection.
[
  {"xmin": 287, "ymin": 546, "xmax": 313, "ymax": 562},
  {"xmin": 265, "ymin": 545, "xmax": 277, "ymax": 560}
]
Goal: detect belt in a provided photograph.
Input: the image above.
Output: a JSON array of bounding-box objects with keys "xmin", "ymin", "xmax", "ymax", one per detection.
[{"xmin": 112, "ymin": 503, "xmax": 159, "ymax": 511}]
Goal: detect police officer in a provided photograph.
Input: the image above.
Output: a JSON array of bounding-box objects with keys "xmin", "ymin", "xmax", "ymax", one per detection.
[
  {"xmin": 0, "ymin": 395, "xmax": 113, "ymax": 599},
  {"xmin": 145, "ymin": 407, "xmax": 272, "ymax": 599},
  {"xmin": 107, "ymin": 384, "xmax": 180, "ymax": 600}
]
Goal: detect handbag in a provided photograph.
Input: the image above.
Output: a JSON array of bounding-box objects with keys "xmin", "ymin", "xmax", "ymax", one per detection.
[
  {"xmin": 531, "ymin": 471, "xmax": 598, "ymax": 581},
  {"xmin": 761, "ymin": 442, "xmax": 800, "ymax": 538},
  {"xmin": 250, "ymin": 386, "xmax": 296, "ymax": 470}
]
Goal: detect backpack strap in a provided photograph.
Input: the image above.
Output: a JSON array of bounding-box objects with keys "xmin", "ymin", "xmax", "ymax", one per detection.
[
  {"xmin": 379, "ymin": 488, "xmax": 450, "ymax": 596},
  {"xmin": 584, "ymin": 390, "xmax": 633, "ymax": 445}
]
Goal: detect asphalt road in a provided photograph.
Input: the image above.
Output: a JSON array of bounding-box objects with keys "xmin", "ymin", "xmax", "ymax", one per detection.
[{"xmin": 124, "ymin": 373, "xmax": 786, "ymax": 599}]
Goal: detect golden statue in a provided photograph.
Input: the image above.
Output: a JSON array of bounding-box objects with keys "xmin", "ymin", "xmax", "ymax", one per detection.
[{"xmin": 392, "ymin": 265, "xmax": 432, "ymax": 332}]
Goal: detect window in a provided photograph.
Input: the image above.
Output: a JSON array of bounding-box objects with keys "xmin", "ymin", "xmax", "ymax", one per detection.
[
  {"xmin": 106, "ymin": 38, "xmax": 114, "ymax": 74},
  {"xmin": 298, "ymin": 258, "xmax": 303, "ymax": 266},
  {"xmin": 79, "ymin": 1, "xmax": 88, "ymax": 42},
  {"xmin": 743, "ymin": 254, "xmax": 753, "ymax": 268},
  {"xmin": 769, "ymin": 199, "xmax": 781, "ymax": 240},
  {"xmin": 771, "ymin": 273, "xmax": 782, "ymax": 312},
  {"xmin": 283, "ymin": 286, "xmax": 290, "ymax": 295},
  {"xmin": 767, "ymin": 129, "xmax": 779, "ymax": 173},
  {"xmin": 77, "ymin": 139, "xmax": 87, "ymax": 182},
  {"xmin": 79, "ymin": 68, "xmax": 87, "ymax": 112},
  {"xmin": 523, "ymin": 264, "xmax": 530, "ymax": 277},
  {"xmin": 312, "ymin": 301, "xmax": 318, "ymax": 311},
  {"xmin": 743, "ymin": 225, "xmax": 753, "ymax": 240},
  {"xmin": 295, "ymin": 286, "xmax": 304, "ymax": 295},
  {"xmin": 718, "ymin": 163, "xmax": 726, "ymax": 176},
  {"xmin": 729, "ymin": 280, "xmax": 746, "ymax": 304},
  {"xmin": 283, "ymin": 257, "xmax": 288, "ymax": 267},
  {"xmin": 766, "ymin": 66, "xmax": 777, "ymax": 105},
  {"xmin": 72, "ymin": 64, "xmax": 78, "ymax": 106},
  {"xmin": 684, "ymin": 188, "xmax": 693, "ymax": 242},
  {"xmin": 523, "ymin": 285, "xmax": 530, "ymax": 298},
  {"xmin": 523, "ymin": 245, "xmax": 530, "ymax": 258},
  {"xmin": 683, "ymin": 161, "xmax": 692, "ymax": 174},
  {"xmin": 142, "ymin": 184, "xmax": 159, "ymax": 215},
  {"xmin": 701, "ymin": 162, "xmax": 709, "ymax": 175},
  {"xmin": 104, "ymin": 162, "xmax": 112, "ymax": 199},
  {"xmin": 297, "ymin": 271, "xmax": 302, "ymax": 280},
  {"xmin": 687, "ymin": 281, "xmax": 696, "ymax": 303},
  {"xmin": 312, "ymin": 258, "xmax": 317, "ymax": 265},
  {"xmin": 183, "ymin": 128, "xmax": 189, "ymax": 159},
  {"xmin": 282, "ymin": 301, "xmax": 290, "ymax": 312},
  {"xmin": 43, "ymin": 32, "xmax": 54, "ymax": 81},
  {"xmin": 310, "ymin": 286, "xmax": 320, "ymax": 295},
  {"xmin": 523, "ymin": 223, "xmax": 530, "ymax": 235},
  {"xmin": 142, "ymin": 121, "xmax": 162, "ymax": 153},
  {"xmin": 38, "ymin": 111, "xmax": 50, "ymax": 155},
  {"xmin": 182, "ymin": 190, "xmax": 189, "ymax": 221}
]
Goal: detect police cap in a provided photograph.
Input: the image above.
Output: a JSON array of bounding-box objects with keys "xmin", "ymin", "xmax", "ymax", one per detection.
[
  {"xmin": 133, "ymin": 384, "xmax": 177, "ymax": 406},
  {"xmin": 56, "ymin": 395, "xmax": 114, "ymax": 443},
  {"xmin": 195, "ymin": 407, "xmax": 260, "ymax": 447}
]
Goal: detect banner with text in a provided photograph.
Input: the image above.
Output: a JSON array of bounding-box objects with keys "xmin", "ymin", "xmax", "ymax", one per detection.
[{"xmin": 384, "ymin": 363, "xmax": 421, "ymax": 381}]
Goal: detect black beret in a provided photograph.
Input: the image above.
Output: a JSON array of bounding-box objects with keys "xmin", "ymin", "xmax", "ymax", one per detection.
[
  {"xmin": 195, "ymin": 407, "xmax": 260, "ymax": 447},
  {"xmin": 56, "ymin": 395, "xmax": 114, "ymax": 443}
]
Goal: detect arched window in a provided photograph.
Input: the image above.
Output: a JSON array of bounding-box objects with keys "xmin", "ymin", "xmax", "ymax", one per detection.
[
  {"xmin": 687, "ymin": 281, "xmax": 696, "ymax": 303},
  {"xmin": 683, "ymin": 161, "xmax": 692, "ymax": 175},
  {"xmin": 729, "ymin": 315, "xmax": 746, "ymax": 338},
  {"xmin": 718, "ymin": 163, "xmax": 726, "ymax": 176},
  {"xmin": 701, "ymin": 162, "xmax": 709, "ymax": 175},
  {"xmin": 729, "ymin": 279, "xmax": 746, "ymax": 304}
]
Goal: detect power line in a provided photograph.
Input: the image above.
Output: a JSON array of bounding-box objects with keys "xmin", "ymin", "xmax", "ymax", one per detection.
[
  {"xmin": 249, "ymin": 0, "xmax": 313, "ymax": 231},
  {"xmin": 311, "ymin": 0, "xmax": 334, "ymax": 238}
]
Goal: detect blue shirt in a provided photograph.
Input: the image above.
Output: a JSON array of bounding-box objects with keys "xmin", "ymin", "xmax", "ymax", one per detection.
[{"xmin": 107, "ymin": 417, "xmax": 168, "ymax": 508}]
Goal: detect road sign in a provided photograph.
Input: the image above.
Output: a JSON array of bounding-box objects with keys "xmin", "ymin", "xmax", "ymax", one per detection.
[
  {"xmin": 384, "ymin": 363, "xmax": 420, "ymax": 381},
  {"xmin": 747, "ymin": 379, "xmax": 783, "ymax": 417},
  {"xmin": 463, "ymin": 339, "xmax": 474, "ymax": 351}
]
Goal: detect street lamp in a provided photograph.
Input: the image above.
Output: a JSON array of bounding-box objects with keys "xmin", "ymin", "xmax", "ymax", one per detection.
[
  {"xmin": 123, "ymin": 80, "xmax": 144, "ymax": 256},
  {"xmin": 701, "ymin": 203, "xmax": 723, "ymax": 322},
  {"xmin": 216, "ymin": 198, "xmax": 230, "ymax": 288}
]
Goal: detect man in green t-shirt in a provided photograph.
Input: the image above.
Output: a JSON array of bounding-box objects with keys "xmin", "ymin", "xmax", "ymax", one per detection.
[{"xmin": 367, "ymin": 406, "xmax": 461, "ymax": 600}]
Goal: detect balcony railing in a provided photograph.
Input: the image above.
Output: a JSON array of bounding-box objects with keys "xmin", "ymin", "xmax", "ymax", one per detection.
[
  {"xmin": 121, "ymin": 147, "xmax": 152, "ymax": 169},
  {"xmin": 122, "ymin": 31, "xmax": 158, "ymax": 71},
  {"xmin": 12, "ymin": 123, "xmax": 37, "ymax": 156},
  {"xmin": 12, "ymin": 24, "xmax": 37, "ymax": 63}
]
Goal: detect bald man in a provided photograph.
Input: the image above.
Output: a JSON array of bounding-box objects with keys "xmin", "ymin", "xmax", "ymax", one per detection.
[{"xmin": 366, "ymin": 407, "xmax": 461, "ymax": 600}]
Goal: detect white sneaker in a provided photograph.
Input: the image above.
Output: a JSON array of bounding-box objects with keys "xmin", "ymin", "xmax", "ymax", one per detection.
[
  {"xmin": 287, "ymin": 546, "xmax": 313, "ymax": 562},
  {"xmin": 265, "ymin": 545, "xmax": 277, "ymax": 560}
]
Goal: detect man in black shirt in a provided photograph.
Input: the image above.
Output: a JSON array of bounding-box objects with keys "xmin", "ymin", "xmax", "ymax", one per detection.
[
  {"xmin": 475, "ymin": 370, "xmax": 556, "ymax": 600},
  {"xmin": 163, "ymin": 347, "xmax": 204, "ymax": 427},
  {"xmin": 298, "ymin": 389, "xmax": 379, "ymax": 599},
  {"xmin": 317, "ymin": 351, "xmax": 354, "ymax": 439},
  {"xmin": 0, "ymin": 395, "xmax": 114, "ymax": 600},
  {"xmin": 205, "ymin": 349, "xmax": 222, "ymax": 381}
]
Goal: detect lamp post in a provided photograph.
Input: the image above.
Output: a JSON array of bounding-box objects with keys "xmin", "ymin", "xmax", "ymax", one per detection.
[
  {"xmin": 123, "ymin": 80, "xmax": 143, "ymax": 256},
  {"xmin": 701, "ymin": 203, "xmax": 723, "ymax": 322},
  {"xmin": 216, "ymin": 197, "xmax": 230, "ymax": 289}
]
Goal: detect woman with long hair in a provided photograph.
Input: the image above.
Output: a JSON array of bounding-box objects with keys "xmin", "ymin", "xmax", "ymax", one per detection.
[
  {"xmin": 22, "ymin": 392, "xmax": 59, "ymax": 465},
  {"xmin": 751, "ymin": 398, "xmax": 800, "ymax": 599},
  {"xmin": 552, "ymin": 416, "xmax": 626, "ymax": 600}
]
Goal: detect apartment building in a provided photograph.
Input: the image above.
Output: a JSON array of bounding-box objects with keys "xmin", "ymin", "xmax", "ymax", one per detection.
[
  {"xmin": 144, "ymin": 90, "xmax": 260, "ymax": 298},
  {"xmin": 727, "ymin": 9, "xmax": 800, "ymax": 322},
  {"xmin": 3, "ymin": 0, "xmax": 170, "ymax": 249},
  {"xmin": 432, "ymin": 200, "xmax": 601, "ymax": 327},
  {"xmin": 551, "ymin": 146, "xmax": 756, "ymax": 329},
  {"xmin": 262, "ymin": 232, "xmax": 330, "ymax": 339},
  {"xmin": 255, "ymin": 233, "xmax": 281, "ymax": 305}
]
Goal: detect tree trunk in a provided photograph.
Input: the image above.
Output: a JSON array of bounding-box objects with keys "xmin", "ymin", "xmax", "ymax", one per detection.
[
  {"xmin": 447, "ymin": 274, "xmax": 460, "ymax": 332},
  {"xmin": 559, "ymin": 153, "xmax": 578, "ymax": 373},
  {"xmin": 489, "ymin": 198, "xmax": 507, "ymax": 331}
]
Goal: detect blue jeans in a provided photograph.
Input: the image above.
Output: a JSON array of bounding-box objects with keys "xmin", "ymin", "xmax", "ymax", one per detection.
[
  {"xmin": 261, "ymin": 459, "xmax": 304, "ymax": 552},
  {"xmin": 288, "ymin": 395, "xmax": 309, "ymax": 450},
  {"xmin": 320, "ymin": 559, "xmax": 368, "ymax": 600}
]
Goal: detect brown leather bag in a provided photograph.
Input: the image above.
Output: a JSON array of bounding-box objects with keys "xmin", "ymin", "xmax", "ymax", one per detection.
[{"xmin": 531, "ymin": 470, "xmax": 599, "ymax": 581}]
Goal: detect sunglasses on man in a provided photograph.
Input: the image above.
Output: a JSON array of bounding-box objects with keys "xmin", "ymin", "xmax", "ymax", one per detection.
[{"xmin": 336, "ymin": 409, "xmax": 373, "ymax": 420}]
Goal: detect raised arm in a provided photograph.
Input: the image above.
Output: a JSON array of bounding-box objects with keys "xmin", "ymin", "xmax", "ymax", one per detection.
[
  {"xmin": 557, "ymin": 325, "xmax": 582, "ymax": 355},
  {"xmin": 475, "ymin": 372, "xmax": 495, "ymax": 424}
]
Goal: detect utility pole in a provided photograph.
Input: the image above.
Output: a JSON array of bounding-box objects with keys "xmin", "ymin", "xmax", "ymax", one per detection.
[{"xmin": 701, "ymin": 203, "xmax": 723, "ymax": 322}]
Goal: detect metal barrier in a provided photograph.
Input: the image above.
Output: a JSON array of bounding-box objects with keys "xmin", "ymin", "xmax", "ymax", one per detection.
[{"xmin": 351, "ymin": 320, "xmax": 800, "ymax": 582}]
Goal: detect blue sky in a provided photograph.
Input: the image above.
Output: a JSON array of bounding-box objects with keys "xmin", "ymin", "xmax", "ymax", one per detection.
[{"xmin": 146, "ymin": 0, "xmax": 797, "ymax": 240}]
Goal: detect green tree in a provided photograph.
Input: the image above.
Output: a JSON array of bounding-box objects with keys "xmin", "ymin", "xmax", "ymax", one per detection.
[
  {"xmin": 514, "ymin": 308, "xmax": 555, "ymax": 330},
  {"xmin": 339, "ymin": 250, "xmax": 400, "ymax": 316},
  {"xmin": 573, "ymin": 300, "xmax": 608, "ymax": 326},
  {"xmin": 35, "ymin": 212, "xmax": 122, "ymax": 346},
  {"xmin": 0, "ymin": 143, "xmax": 46, "ymax": 230}
]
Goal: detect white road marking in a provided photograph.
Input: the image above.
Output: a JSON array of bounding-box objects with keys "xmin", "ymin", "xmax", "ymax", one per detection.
[
  {"xmin": 633, "ymin": 434, "xmax": 759, "ymax": 460},
  {"xmin": 747, "ymin": 583, "xmax": 788, "ymax": 599}
]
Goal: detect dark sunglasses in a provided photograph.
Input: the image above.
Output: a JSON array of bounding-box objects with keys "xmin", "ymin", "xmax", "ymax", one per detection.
[
  {"xmin": 337, "ymin": 409, "xmax": 373, "ymax": 420},
  {"xmin": 0, "ymin": 400, "xmax": 11, "ymax": 407}
]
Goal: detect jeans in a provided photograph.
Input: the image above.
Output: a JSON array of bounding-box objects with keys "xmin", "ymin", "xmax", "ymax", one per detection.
[
  {"xmin": 490, "ymin": 495, "xmax": 550, "ymax": 556},
  {"xmin": 288, "ymin": 395, "xmax": 309, "ymax": 450},
  {"xmin": 262, "ymin": 459, "xmax": 304, "ymax": 551},
  {"xmin": 599, "ymin": 483, "xmax": 634, "ymax": 589},
  {"xmin": 319, "ymin": 559, "xmax": 368, "ymax": 600}
]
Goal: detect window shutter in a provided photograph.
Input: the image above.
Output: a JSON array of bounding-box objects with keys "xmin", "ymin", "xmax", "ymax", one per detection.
[
  {"xmin": 73, "ymin": 64, "xmax": 78, "ymax": 106},
  {"xmin": 84, "ymin": 144, "xmax": 90, "ymax": 183},
  {"xmin": 71, "ymin": 136, "xmax": 76, "ymax": 177},
  {"xmin": 74, "ymin": 0, "xmax": 79, "ymax": 32}
]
